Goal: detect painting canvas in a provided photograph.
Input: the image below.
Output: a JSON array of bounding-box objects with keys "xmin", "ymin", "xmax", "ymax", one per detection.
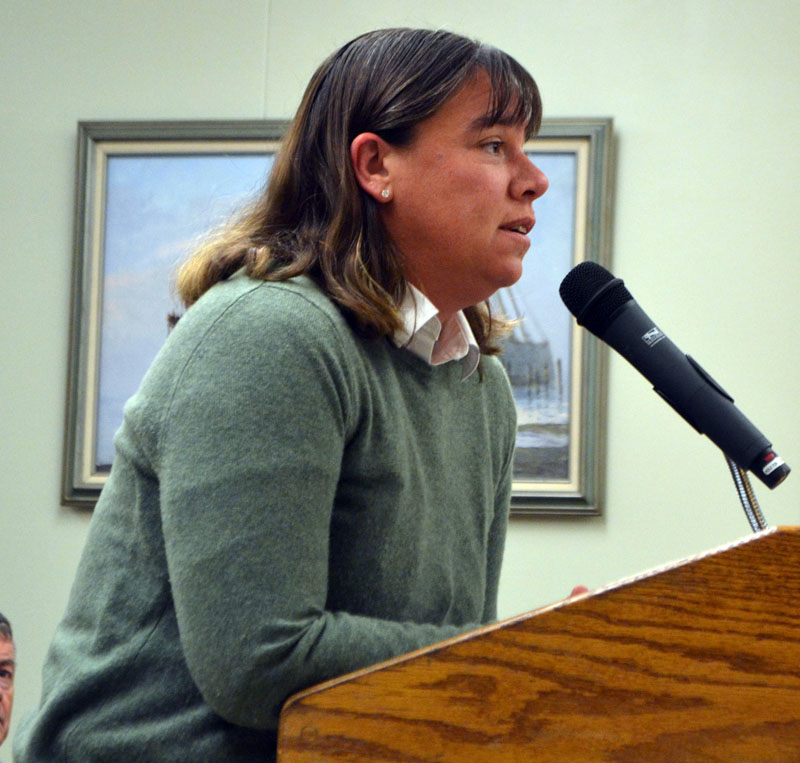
[
  {"xmin": 63, "ymin": 120, "xmax": 613, "ymax": 513},
  {"xmin": 493, "ymin": 150, "xmax": 576, "ymax": 480}
]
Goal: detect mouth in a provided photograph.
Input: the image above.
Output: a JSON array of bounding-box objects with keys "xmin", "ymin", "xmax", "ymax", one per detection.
[{"xmin": 500, "ymin": 217, "xmax": 534, "ymax": 236}]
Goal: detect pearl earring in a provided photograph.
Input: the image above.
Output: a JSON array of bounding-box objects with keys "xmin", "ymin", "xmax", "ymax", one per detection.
[{"xmin": 380, "ymin": 188, "xmax": 391, "ymax": 199}]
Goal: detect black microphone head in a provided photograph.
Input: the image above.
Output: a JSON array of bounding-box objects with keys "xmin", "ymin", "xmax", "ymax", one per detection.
[{"xmin": 559, "ymin": 261, "xmax": 633, "ymax": 336}]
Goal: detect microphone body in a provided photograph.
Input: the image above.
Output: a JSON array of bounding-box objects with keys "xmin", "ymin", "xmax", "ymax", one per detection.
[{"xmin": 560, "ymin": 263, "xmax": 789, "ymax": 489}]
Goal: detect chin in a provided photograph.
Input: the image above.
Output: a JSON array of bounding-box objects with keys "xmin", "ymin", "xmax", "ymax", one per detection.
[
  {"xmin": 471, "ymin": 275, "xmax": 522, "ymax": 307},
  {"xmin": 494, "ymin": 262, "xmax": 525, "ymax": 290}
]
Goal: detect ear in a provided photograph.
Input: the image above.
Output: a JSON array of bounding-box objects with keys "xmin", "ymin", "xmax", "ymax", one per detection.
[{"xmin": 350, "ymin": 132, "xmax": 393, "ymax": 202}]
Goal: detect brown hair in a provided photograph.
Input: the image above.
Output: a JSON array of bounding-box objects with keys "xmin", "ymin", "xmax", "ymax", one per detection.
[{"xmin": 176, "ymin": 28, "xmax": 542, "ymax": 353}]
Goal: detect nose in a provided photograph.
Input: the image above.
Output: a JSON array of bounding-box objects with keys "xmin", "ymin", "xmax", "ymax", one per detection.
[{"xmin": 512, "ymin": 153, "xmax": 549, "ymax": 202}]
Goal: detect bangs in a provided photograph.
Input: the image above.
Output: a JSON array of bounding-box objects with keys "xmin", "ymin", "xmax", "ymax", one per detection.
[{"xmin": 475, "ymin": 47, "xmax": 542, "ymax": 139}]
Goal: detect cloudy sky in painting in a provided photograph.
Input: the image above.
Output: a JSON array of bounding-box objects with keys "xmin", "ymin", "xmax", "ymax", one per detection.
[{"xmin": 96, "ymin": 152, "xmax": 272, "ymax": 464}]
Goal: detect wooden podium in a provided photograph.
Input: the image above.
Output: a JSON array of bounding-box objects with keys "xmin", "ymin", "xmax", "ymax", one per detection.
[{"xmin": 278, "ymin": 527, "xmax": 800, "ymax": 761}]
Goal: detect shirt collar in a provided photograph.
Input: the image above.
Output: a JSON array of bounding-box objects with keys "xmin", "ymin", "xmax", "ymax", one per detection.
[{"xmin": 391, "ymin": 284, "xmax": 480, "ymax": 380}]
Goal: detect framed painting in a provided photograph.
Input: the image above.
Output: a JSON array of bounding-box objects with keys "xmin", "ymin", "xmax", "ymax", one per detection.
[
  {"xmin": 500, "ymin": 118, "xmax": 614, "ymax": 515},
  {"xmin": 62, "ymin": 118, "xmax": 614, "ymax": 511}
]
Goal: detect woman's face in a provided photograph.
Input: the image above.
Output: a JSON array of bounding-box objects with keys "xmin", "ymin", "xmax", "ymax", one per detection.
[{"xmin": 380, "ymin": 71, "xmax": 549, "ymax": 318}]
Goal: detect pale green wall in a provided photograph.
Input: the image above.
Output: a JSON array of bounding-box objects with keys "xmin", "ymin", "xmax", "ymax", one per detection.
[{"xmin": 2, "ymin": 0, "xmax": 798, "ymax": 750}]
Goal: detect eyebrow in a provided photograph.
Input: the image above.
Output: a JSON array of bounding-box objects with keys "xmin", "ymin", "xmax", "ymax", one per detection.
[{"xmin": 468, "ymin": 114, "xmax": 524, "ymax": 132}]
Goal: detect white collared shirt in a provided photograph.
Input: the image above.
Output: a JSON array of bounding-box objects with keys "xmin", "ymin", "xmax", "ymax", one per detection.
[{"xmin": 392, "ymin": 284, "xmax": 480, "ymax": 380}]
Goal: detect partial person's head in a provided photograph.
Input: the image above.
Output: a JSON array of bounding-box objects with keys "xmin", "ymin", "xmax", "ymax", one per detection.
[
  {"xmin": 0, "ymin": 613, "xmax": 14, "ymax": 747},
  {"xmin": 179, "ymin": 28, "xmax": 547, "ymax": 350}
]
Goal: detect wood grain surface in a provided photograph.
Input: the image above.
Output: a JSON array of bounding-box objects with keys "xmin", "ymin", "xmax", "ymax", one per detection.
[{"xmin": 278, "ymin": 527, "xmax": 800, "ymax": 761}]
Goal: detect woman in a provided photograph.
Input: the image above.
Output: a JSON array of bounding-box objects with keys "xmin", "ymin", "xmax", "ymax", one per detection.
[{"xmin": 16, "ymin": 27, "xmax": 548, "ymax": 761}]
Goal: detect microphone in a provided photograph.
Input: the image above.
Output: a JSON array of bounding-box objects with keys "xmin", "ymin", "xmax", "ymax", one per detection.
[{"xmin": 559, "ymin": 262, "xmax": 790, "ymax": 489}]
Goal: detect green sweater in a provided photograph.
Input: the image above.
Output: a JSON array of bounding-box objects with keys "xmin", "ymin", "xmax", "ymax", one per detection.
[{"xmin": 15, "ymin": 273, "xmax": 516, "ymax": 762}]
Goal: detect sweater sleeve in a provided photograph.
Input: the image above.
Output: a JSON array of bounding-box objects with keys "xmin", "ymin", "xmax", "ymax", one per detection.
[
  {"xmin": 482, "ymin": 445, "xmax": 513, "ymax": 622},
  {"xmin": 481, "ymin": 369, "xmax": 516, "ymax": 623},
  {"xmin": 155, "ymin": 285, "xmax": 478, "ymax": 730}
]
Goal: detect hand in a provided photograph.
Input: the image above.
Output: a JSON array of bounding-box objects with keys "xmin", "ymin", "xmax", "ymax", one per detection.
[{"xmin": 569, "ymin": 585, "xmax": 589, "ymax": 597}]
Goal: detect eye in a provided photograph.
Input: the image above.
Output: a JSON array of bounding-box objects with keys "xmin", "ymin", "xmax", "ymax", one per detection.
[{"xmin": 483, "ymin": 140, "xmax": 504, "ymax": 156}]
